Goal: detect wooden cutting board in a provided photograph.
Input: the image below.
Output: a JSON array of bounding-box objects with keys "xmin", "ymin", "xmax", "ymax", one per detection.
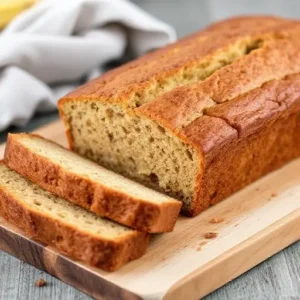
[{"xmin": 0, "ymin": 120, "xmax": 299, "ymax": 300}]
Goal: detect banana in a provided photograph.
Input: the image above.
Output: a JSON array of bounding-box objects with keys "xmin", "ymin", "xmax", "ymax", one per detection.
[{"xmin": 0, "ymin": 0, "xmax": 39, "ymax": 29}]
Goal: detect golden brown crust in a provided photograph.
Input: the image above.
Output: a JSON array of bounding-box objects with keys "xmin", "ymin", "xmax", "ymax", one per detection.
[
  {"xmin": 205, "ymin": 74, "xmax": 300, "ymax": 136},
  {"xmin": 4, "ymin": 134, "xmax": 181, "ymax": 233},
  {"xmin": 0, "ymin": 174, "xmax": 150, "ymax": 271},
  {"xmin": 58, "ymin": 16, "xmax": 299, "ymax": 107},
  {"xmin": 137, "ymin": 37, "xmax": 300, "ymax": 131},
  {"xmin": 187, "ymin": 110, "xmax": 300, "ymax": 216}
]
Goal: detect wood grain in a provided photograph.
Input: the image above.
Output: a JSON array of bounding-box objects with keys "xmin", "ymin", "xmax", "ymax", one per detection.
[{"xmin": 0, "ymin": 120, "xmax": 299, "ymax": 300}]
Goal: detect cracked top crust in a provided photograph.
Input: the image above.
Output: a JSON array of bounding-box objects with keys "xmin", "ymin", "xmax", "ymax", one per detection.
[
  {"xmin": 60, "ymin": 15, "xmax": 300, "ymax": 164},
  {"xmin": 60, "ymin": 16, "xmax": 299, "ymax": 107}
]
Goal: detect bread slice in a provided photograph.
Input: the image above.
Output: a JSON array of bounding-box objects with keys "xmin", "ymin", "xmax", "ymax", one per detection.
[
  {"xmin": 4, "ymin": 133, "xmax": 181, "ymax": 233},
  {"xmin": 0, "ymin": 162, "xmax": 149, "ymax": 271}
]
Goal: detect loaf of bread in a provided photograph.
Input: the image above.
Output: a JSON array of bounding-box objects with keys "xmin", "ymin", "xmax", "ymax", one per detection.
[
  {"xmin": 58, "ymin": 16, "xmax": 300, "ymax": 216},
  {"xmin": 0, "ymin": 162, "xmax": 149, "ymax": 271},
  {"xmin": 4, "ymin": 133, "xmax": 181, "ymax": 232}
]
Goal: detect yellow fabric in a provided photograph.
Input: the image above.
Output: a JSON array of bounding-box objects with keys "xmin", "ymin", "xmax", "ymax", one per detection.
[{"xmin": 0, "ymin": 0, "xmax": 39, "ymax": 29}]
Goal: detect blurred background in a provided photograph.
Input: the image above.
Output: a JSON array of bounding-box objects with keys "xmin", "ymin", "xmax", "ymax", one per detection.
[
  {"xmin": 1, "ymin": 0, "xmax": 300, "ymax": 143},
  {"xmin": 132, "ymin": 0, "xmax": 300, "ymax": 37}
]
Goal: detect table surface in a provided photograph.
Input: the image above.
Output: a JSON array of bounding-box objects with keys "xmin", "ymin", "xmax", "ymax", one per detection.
[{"xmin": 1, "ymin": 1, "xmax": 300, "ymax": 299}]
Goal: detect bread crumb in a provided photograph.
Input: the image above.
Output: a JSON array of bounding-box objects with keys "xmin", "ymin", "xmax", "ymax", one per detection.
[
  {"xmin": 35, "ymin": 279, "xmax": 46, "ymax": 287},
  {"xmin": 271, "ymin": 192, "xmax": 277, "ymax": 197},
  {"xmin": 196, "ymin": 246, "xmax": 202, "ymax": 251},
  {"xmin": 209, "ymin": 217, "xmax": 224, "ymax": 224},
  {"xmin": 199, "ymin": 241, "xmax": 208, "ymax": 247},
  {"xmin": 204, "ymin": 232, "xmax": 218, "ymax": 239}
]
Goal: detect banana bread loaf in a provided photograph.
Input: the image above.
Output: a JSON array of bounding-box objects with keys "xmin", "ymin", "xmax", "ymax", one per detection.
[{"xmin": 58, "ymin": 16, "xmax": 300, "ymax": 216}]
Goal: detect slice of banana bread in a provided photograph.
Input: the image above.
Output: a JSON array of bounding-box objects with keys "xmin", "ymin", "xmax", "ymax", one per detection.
[
  {"xmin": 0, "ymin": 162, "xmax": 149, "ymax": 271},
  {"xmin": 58, "ymin": 16, "xmax": 300, "ymax": 216},
  {"xmin": 4, "ymin": 134, "xmax": 181, "ymax": 232}
]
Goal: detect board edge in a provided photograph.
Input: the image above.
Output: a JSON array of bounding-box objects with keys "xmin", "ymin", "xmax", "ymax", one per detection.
[{"xmin": 163, "ymin": 210, "xmax": 300, "ymax": 300}]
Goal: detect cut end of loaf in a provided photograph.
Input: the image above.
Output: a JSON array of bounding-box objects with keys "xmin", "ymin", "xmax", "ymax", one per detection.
[{"xmin": 61, "ymin": 101, "xmax": 200, "ymax": 212}]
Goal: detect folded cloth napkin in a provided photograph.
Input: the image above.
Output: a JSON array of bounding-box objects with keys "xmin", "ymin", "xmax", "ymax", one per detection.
[{"xmin": 0, "ymin": 0, "xmax": 176, "ymax": 131}]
